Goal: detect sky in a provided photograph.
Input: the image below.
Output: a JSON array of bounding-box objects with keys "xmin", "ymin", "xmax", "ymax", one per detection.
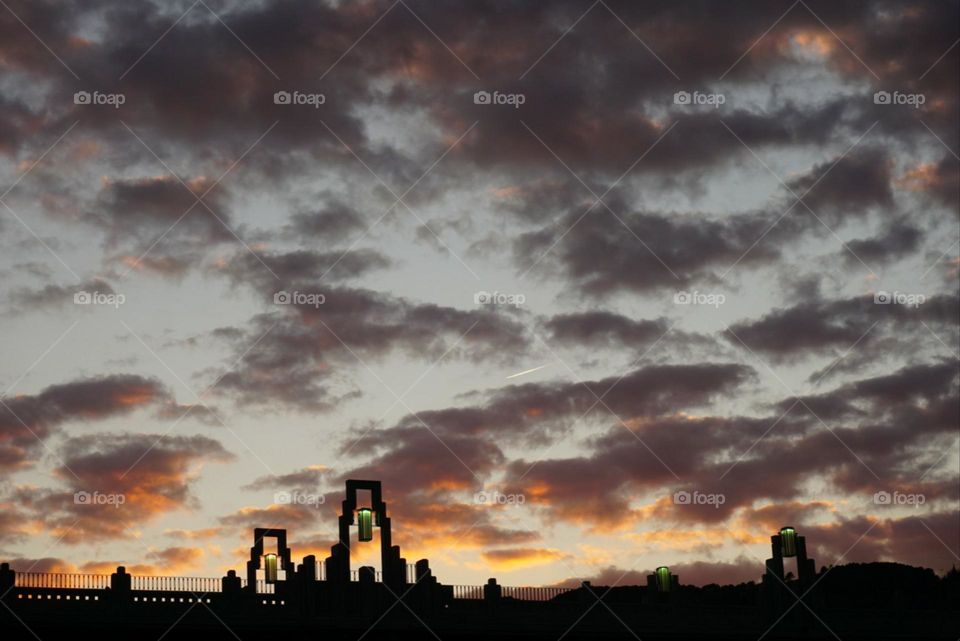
[{"xmin": 0, "ymin": 0, "xmax": 957, "ymax": 588}]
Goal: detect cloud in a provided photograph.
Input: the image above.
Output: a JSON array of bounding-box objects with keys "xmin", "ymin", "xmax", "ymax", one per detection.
[
  {"xmin": 481, "ymin": 547, "xmax": 565, "ymax": 571},
  {"xmin": 543, "ymin": 312, "xmax": 668, "ymax": 348},
  {"xmin": 0, "ymin": 374, "xmax": 172, "ymax": 471},
  {"xmin": 784, "ymin": 147, "xmax": 893, "ymax": 223},
  {"xmin": 214, "ymin": 286, "xmax": 531, "ymax": 410},
  {"xmin": 282, "ymin": 197, "xmax": 367, "ymax": 244},
  {"xmin": 727, "ymin": 294, "xmax": 959, "ymax": 360},
  {"xmin": 565, "ymin": 557, "xmax": 762, "ymax": 588},
  {"xmin": 145, "ymin": 546, "xmax": 205, "ymax": 573},
  {"xmin": 218, "ymin": 504, "xmax": 324, "ymax": 531},
  {"xmin": 164, "ymin": 527, "xmax": 224, "ymax": 541},
  {"xmin": 20, "ymin": 433, "xmax": 234, "ymax": 543},
  {"xmin": 7, "ymin": 278, "xmax": 119, "ymax": 312},
  {"xmin": 242, "ymin": 465, "xmax": 329, "ymax": 491},
  {"xmin": 514, "ymin": 204, "xmax": 778, "ymax": 294},
  {"xmin": 843, "ymin": 219, "xmax": 923, "ymax": 266},
  {"xmin": 6, "ymin": 557, "xmax": 78, "ymax": 573}
]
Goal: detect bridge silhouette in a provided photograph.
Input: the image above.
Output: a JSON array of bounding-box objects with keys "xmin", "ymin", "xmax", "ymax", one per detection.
[{"xmin": 1, "ymin": 480, "xmax": 956, "ymax": 640}]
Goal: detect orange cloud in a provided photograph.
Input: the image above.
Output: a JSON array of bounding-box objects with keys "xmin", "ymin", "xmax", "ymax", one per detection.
[{"xmin": 480, "ymin": 548, "xmax": 565, "ymax": 571}]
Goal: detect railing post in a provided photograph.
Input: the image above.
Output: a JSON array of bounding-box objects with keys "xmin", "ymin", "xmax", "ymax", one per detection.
[
  {"xmin": 484, "ymin": 577, "xmax": 501, "ymax": 614},
  {"xmin": 222, "ymin": 570, "xmax": 242, "ymax": 595},
  {"xmin": 110, "ymin": 567, "xmax": 131, "ymax": 595}
]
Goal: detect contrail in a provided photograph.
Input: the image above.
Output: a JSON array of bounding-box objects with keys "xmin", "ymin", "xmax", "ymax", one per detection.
[{"xmin": 506, "ymin": 364, "xmax": 549, "ymax": 379}]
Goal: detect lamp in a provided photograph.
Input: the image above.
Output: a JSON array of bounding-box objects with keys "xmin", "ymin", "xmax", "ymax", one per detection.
[
  {"xmin": 779, "ymin": 526, "xmax": 798, "ymax": 558},
  {"xmin": 264, "ymin": 553, "xmax": 278, "ymax": 583},
  {"xmin": 357, "ymin": 508, "xmax": 374, "ymax": 542},
  {"xmin": 655, "ymin": 566, "xmax": 672, "ymax": 593}
]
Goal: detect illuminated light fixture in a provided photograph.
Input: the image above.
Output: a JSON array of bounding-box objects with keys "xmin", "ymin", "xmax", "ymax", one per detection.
[
  {"xmin": 780, "ymin": 526, "xmax": 798, "ymax": 558},
  {"xmin": 357, "ymin": 508, "xmax": 374, "ymax": 542},
  {"xmin": 264, "ymin": 553, "xmax": 279, "ymax": 583},
  {"xmin": 655, "ymin": 566, "xmax": 672, "ymax": 593}
]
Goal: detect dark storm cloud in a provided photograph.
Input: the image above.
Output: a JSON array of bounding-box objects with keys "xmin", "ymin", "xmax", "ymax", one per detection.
[{"xmin": 0, "ymin": 374, "xmax": 172, "ymax": 471}]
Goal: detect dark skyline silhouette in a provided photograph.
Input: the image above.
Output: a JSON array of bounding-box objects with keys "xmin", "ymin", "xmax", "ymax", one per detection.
[{"xmin": 2, "ymin": 479, "xmax": 958, "ymax": 640}]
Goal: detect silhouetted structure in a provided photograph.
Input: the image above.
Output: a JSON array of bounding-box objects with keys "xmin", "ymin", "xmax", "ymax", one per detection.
[
  {"xmin": 1, "ymin": 484, "xmax": 956, "ymax": 640},
  {"xmin": 646, "ymin": 566, "xmax": 679, "ymax": 603},
  {"xmin": 761, "ymin": 525, "xmax": 820, "ymax": 633}
]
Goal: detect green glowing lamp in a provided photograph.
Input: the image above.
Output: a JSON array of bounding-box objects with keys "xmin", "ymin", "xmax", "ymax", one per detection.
[
  {"xmin": 780, "ymin": 526, "xmax": 798, "ymax": 558},
  {"xmin": 358, "ymin": 508, "xmax": 374, "ymax": 542},
  {"xmin": 264, "ymin": 553, "xmax": 278, "ymax": 583},
  {"xmin": 655, "ymin": 566, "xmax": 671, "ymax": 593}
]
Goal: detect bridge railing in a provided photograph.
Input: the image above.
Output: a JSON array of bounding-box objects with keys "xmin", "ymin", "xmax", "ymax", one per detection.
[
  {"xmin": 502, "ymin": 586, "xmax": 571, "ymax": 601},
  {"xmin": 450, "ymin": 585, "xmax": 484, "ymax": 599},
  {"xmin": 130, "ymin": 576, "xmax": 222, "ymax": 593},
  {"xmin": 14, "ymin": 573, "xmax": 110, "ymax": 590},
  {"xmin": 448, "ymin": 585, "xmax": 571, "ymax": 601},
  {"xmin": 10, "ymin": 571, "xmax": 569, "ymax": 601}
]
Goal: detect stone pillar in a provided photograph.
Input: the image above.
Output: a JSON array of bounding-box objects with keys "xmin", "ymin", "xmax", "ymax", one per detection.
[
  {"xmin": 415, "ymin": 559, "xmax": 433, "ymax": 584},
  {"xmin": 111, "ymin": 566, "xmax": 131, "ymax": 592},
  {"xmin": 358, "ymin": 566, "xmax": 376, "ymax": 584},
  {"xmin": 300, "ymin": 555, "xmax": 317, "ymax": 581},
  {"xmin": 484, "ymin": 577, "xmax": 502, "ymax": 601},
  {"xmin": 222, "ymin": 570, "xmax": 242, "ymax": 595},
  {"xmin": 0, "ymin": 563, "xmax": 14, "ymax": 595},
  {"xmin": 484, "ymin": 577, "xmax": 501, "ymax": 614}
]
